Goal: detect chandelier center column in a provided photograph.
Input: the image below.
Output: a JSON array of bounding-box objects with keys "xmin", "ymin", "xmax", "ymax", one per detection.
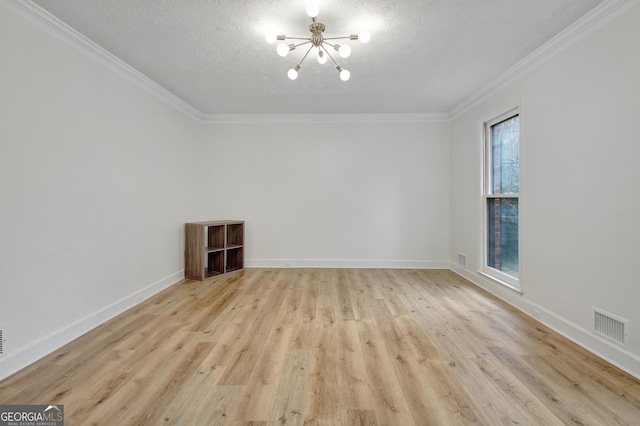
[{"xmin": 309, "ymin": 20, "xmax": 325, "ymax": 47}]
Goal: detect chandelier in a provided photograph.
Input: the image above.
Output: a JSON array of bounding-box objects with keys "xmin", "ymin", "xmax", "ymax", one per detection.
[{"xmin": 266, "ymin": 0, "xmax": 370, "ymax": 81}]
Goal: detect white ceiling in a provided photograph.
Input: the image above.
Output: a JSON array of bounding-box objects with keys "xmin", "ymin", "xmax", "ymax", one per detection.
[{"xmin": 29, "ymin": 0, "xmax": 604, "ymax": 115}]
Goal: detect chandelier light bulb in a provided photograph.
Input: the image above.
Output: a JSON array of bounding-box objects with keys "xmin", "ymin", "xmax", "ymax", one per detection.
[
  {"xmin": 266, "ymin": 32, "xmax": 277, "ymax": 44},
  {"xmin": 306, "ymin": 0, "xmax": 319, "ymax": 18},
  {"xmin": 358, "ymin": 31, "xmax": 371, "ymax": 43},
  {"xmin": 338, "ymin": 45, "xmax": 351, "ymax": 58},
  {"xmin": 288, "ymin": 68, "xmax": 299, "ymax": 80},
  {"xmin": 340, "ymin": 69, "xmax": 351, "ymax": 81},
  {"xmin": 277, "ymin": 43, "xmax": 290, "ymax": 57},
  {"xmin": 317, "ymin": 49, "xmax": 327, "ymax": 64}
]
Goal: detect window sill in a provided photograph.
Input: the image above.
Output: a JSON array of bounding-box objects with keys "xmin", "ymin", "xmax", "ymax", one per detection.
[{"xmin": 478, "ymin": 270, "xmax": 523, "ymax": 295}]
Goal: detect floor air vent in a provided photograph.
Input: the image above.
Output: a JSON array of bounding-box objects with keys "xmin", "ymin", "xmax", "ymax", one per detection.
[{"xmin": 593, "ymin": 308, "xmax": 628, "ymax": 347}]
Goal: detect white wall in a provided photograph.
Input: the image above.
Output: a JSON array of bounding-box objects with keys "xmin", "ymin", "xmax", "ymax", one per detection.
[
  {"xmin": 199, "ymin": 121, "xmax": 450, "ymax": 268},
  {"xmin": 450, "ymin": 2, "xmax": 640, "ymax": 377},
  {"xmin": 0, "ymin": 4, "xmax": 200, "ymax": 379}
]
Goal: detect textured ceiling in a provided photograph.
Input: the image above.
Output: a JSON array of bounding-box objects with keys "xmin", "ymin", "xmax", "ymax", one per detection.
[{"xmin": 29, "ymin": 0, "xmax": 604, "ymax": 115}]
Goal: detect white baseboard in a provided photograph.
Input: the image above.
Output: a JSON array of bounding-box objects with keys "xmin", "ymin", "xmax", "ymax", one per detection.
[
  {"xmin": 246, "ymin": 258, "xmax": 450, "ymax": 269},
  {"xmin": 449, "ymin": 263, "xmax": 640, "ymax": 380},
  {"xmin": 0, "ymin": 270, "xmax": 184, "ymax": 381}
]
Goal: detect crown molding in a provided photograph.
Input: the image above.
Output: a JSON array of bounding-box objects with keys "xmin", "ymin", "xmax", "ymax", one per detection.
[
  {"xmin": 199, "ymin": 113, "xmax": 451, "ymax": 124},
  {"xmin": 449, "ymin": 0, "xmax": 636, "ymax": 120},
  {"xmin": 3, "ymin": 0, "xmax": 204, "ymax": 121}
]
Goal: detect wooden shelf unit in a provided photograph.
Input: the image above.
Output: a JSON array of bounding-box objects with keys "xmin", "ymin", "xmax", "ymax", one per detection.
[{"xmin": 185, "ymin": 220, "xmax": 244, "ymax": 280}]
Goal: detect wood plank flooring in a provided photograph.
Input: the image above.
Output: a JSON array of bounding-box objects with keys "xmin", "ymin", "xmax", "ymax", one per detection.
[{"xmin": 1, "ymin": 269, "xmax": 639, "ymax": 425}]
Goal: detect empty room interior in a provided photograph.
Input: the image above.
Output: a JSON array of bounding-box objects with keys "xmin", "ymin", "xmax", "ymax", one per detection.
[{"xmin": 1, "ymin": 0, "xmax": 640, "ymax": 424}]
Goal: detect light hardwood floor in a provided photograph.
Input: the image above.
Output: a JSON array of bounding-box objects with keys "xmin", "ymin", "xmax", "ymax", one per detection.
[{"xmin": 1, "ymin": 269, "xmax": 639, "ymax": 425}]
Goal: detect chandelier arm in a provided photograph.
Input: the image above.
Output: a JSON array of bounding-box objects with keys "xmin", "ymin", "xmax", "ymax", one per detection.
[
  {"xmin": 320, "ymin": 44, "xmax": 340, "ymax": 67},
  {"xmin": 292, "ymin": 41, "xmax": 313, "ymax": 48},
  {"xmin": 296, "ymin": 45, "xmax": 315, "ymax": 67},
  {"xmin": 283, "ymin": 36, "xmax": 312, "ymax": 41},
  {"xmin": 322, "ymin": 36, "xmax": 352, "ymax": 41}
]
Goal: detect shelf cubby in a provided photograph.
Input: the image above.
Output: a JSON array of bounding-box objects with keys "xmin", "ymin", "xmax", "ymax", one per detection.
[
  {"xmin": 206, "ymin": 251, "xmax": 225, "ymax": 277},
  {"xmin": 226, "ymin": 247, "xmax": 244, "ymax": 273},
  {"xmin": 207, "ymin": 225, "xmax": 225, "ymax": 251},
  {"xmin": 227, "ymin": 223, "xmax": 244, "ymax": 248}
]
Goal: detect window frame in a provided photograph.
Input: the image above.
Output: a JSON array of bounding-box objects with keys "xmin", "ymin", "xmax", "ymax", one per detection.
[{"xmin": 480, "ymin": 108, "xmax": 522, "ymax": 292}]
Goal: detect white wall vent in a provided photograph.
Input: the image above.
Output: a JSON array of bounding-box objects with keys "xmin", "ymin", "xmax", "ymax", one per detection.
[
  {"xmin": 0, "ymin": 327, "xmax": 4, "ymax": 357},
  {"xmin": 457, "ymin": 253, "xmax": 467, "ymax": 268},
  {"xmin": 593, "ymin": 307, "xmax": 628, "ymax": 348}
]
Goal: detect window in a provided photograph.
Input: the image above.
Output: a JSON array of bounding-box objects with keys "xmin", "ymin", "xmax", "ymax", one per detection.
[{"xmin": 482, "ymin": 111, "xmax": 520, "ymax": 290}]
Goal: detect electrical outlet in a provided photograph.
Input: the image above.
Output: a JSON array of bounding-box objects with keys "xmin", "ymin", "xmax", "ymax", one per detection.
[
  {"xmin": 532, "ymin": 309, "xmax": 541, "ymax": 319},
  {"xmin": 135, "ymin": 294, "xmax": 144, "ymax": 304},
  {"xmin": 284, "ymin": 262, "xmax": 292, "ymax": 268}
]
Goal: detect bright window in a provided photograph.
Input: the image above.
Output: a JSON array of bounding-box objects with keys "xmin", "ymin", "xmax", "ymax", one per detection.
[{"xmin": 483, "ymin": 111, "xmax": 520, "ymax": 290}]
